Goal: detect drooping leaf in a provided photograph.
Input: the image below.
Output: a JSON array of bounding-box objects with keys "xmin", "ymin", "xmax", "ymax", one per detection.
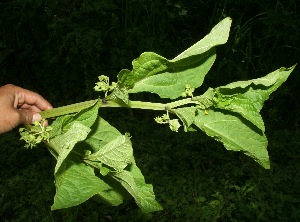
[
  {"xmin": 86, "ymin": 135, "xmax": 133, "ymax": 171},
  {"xmin": 213, "ymin": 66, "xmax": 295, "ymax": 132},
  {"xmin": 111, "ymin": 164, "xmax": 163, "ymax": 213},
  {"xmin": 51, "ymin": 121, "xmax": 91, "ymax": 174},
  {"xmin": 52, "ymin": 157, "xmax": 111, "ymax": 210},
  {"xmin": 193, "ymin": 109, "xmax": 269, "ymax": 169}
]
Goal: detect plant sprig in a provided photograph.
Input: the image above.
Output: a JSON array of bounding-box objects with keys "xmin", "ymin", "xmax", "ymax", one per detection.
[{"xmin": 18, "ymin": 17, "xmax": 295, "ymax": 214}]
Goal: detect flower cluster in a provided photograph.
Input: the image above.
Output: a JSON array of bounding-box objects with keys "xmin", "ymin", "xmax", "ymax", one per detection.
[
  {"xmin": 94, "ymin": 75, "xmax": 117, "ymax": 97},
  {"xmin": 154, "ymin": 112, "xmax": 181, "ymax": 132},
  {"xmin": 181, "ymin": 84, "xmax": 195, "ymax": 97},
  {"xmin": 19, "ymin": 119, "xmax": 52, "ymax": 149}
]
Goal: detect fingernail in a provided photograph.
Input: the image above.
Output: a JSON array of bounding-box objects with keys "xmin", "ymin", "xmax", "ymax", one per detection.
[{"xmin": 32, "ymin": 113, "xmax": 42, "ymax": 122}]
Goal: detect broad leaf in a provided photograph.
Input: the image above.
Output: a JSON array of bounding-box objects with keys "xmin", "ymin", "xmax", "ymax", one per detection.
[
  {"xmin": 77, "ymin": 117, "xmax": 161, "ymax": 212},
  {"xmin": 193, "ymin": 109, "xmax": 269, "ymax": 169},
  {"xmin": 213, "ymin": 66, "xmax": 295, "ymax": 132},
  {"xmin": 52, "ymin": 158, "xmax": 111, "ymax": 210},
  {"xmin": 116, "ymin": 17, "xmax": 232, "ymax": 99}
]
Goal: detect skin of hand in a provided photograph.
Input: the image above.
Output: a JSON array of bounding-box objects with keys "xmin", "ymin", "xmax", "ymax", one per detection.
[{"xmin": 0, "ymin": 84, "xmax": 53, "ymax": 134}]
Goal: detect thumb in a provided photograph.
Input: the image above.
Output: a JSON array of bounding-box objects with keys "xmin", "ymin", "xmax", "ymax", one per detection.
[
  {"xmin": 18, "ymin": 110, "xmax": 42, "ymax": 124},
  {"xmin": 32, "ymin": 113, "xmax": 42, "ymax": 122}
]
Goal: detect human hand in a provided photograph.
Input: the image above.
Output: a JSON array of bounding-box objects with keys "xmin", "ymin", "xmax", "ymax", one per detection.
[{"xmin": 0, "ymin": 84, "xmax": 53, "ymax": 134}]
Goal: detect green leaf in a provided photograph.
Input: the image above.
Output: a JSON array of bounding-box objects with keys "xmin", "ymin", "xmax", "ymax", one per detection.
[
  {"xmin": 172, "ymin": 17, "xmax": 232, "ymax": 61},
  {"xmin": 213, "ymin": 65, "xmax": 295, "ymax": 132},
  {"xmin": 52, "ymin": 158, "xmax": 111, "ymax": 210},
  {"xmin": 172, "ymin": 107, "xmax": 197, "ymax": 132},
  {"xmin": 86, "ymin": 135, "xmax": 133, "ymax": 171},
  {"xmin": 51, "ymin": 121, "xmax": 91, "ymax": 174},
  {"xmin": 129, "ymin": 49, "xmax": 216, "ymax": 99},
  {"xmin": 193, "ymin": 109, "xmax": 270, "ymax": 169},
  {"xmin": 116, "ymin": 17, "xmax": 232, "ymax": 99},
  {"xmin": 111, "ymin": 164, "xmax": 163, "ymax": 213}
]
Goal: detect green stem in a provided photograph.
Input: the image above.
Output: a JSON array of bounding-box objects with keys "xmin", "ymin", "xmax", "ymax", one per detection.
[
  {"xmin": 41, "ymin": 99, "xmax": 98, "ymax": 118},
  {"xmin": 40, "ymin": 98, "xmax": 200, "ymax": 118}
]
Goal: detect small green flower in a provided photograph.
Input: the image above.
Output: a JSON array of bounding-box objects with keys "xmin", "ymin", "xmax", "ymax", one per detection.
[
  {"xmin": 154, "ymin": 113, "xmax": 170, "ymax": 124},
  {"xmin": 169, "ymin": 119, "xmax": 181, "ymax": 132},
  {"xmin": 182, "ymin": 84, "xmax": 195, "ymax": 97},
  {"xmin": 154, "ymin": 112, "xmax": 181, "ymax": 132}
]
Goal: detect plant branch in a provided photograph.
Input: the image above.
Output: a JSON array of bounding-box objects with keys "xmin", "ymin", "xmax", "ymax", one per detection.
[{"xmin": 40, "ymin": 98, "xmax": 201, "ymax": 118}]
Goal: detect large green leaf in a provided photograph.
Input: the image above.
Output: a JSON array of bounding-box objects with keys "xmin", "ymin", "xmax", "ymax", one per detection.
[
  {"xmin": 116, "ymin": 17, "xmax": 232, "ymax": 100},
  {"xmin": 52, "ymin": 158, "xmax": 111, "ymax": 210},
  {"xmin": 193, "ymin": 109, "xmax": 269, "ymax": 169},
  {"xmin": 213, "ymin": 66, "xmax": 295, "ymax": 132}
]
